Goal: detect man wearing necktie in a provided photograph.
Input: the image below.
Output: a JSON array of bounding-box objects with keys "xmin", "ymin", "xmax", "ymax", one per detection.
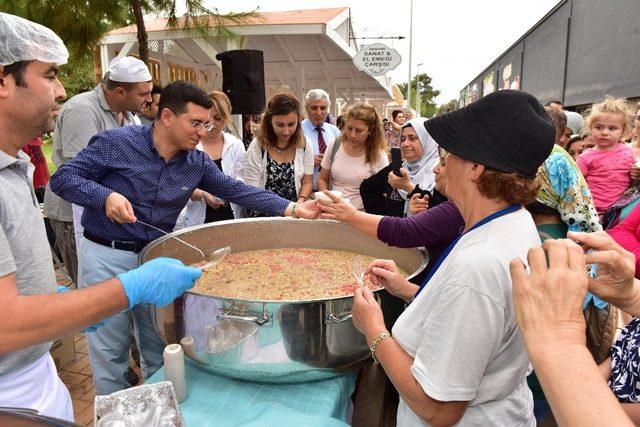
[{"xmin": 301, "ymin": 89, "xmax": 341, "ymax": 190}]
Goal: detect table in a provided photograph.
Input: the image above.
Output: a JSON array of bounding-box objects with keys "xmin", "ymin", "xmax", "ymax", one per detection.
[{"xmin": 147, "ymin": 361, "xmax": 356, "ymax": 426}]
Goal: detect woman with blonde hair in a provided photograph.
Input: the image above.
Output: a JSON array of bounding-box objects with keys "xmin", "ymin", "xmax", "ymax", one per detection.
[
  {"xmin": 318, "ymin": 103, "xmax": 389, "ymax": 210},
  {"xmin": 176, "ymin": 90, "xmax": 246, "ymax": 228},
  {"xmin": 244, "ymin": 93, "xmax": 314, "ymax": 216}
]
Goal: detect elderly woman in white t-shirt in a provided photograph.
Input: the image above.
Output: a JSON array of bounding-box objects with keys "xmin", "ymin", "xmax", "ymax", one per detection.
[
  {"xmin": 343, "ymin": 91, "xmax": 555, "ymax": 426},
  {"xmin": 175, "ymin": 91, "xmax": 246, "ymax": 229},
  {"xmin": 317, "ymin": 103, "xmax": 388, "ymax": 210}
]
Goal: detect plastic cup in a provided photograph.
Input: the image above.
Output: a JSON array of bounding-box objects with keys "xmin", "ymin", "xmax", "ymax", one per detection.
[{"xmin": 314, "ymin": 190, "xmax": 343, "ymax": 201}]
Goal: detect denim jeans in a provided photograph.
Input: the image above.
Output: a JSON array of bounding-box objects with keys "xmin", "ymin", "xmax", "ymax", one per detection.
[{"xmin": 80, "ymin": 238, "xmax": 165, "ymax": 396}]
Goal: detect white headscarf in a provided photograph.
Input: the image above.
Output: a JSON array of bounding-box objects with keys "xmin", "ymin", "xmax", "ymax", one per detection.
[{"xmin": 401, "ymin": 118, "xmax": 440, "ymax": 192}]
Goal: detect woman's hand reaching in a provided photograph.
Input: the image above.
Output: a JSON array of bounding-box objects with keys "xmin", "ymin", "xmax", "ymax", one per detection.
[
  {"xmin": 203, "ymin": 192, "xmax": 224, "ymax": 209},
  {"xmin": 366, "ymin": 259, "xmax": 418, "ymax": 302},
  {"xmin": 317, "ymin": 191, "xmax": 358, "ymax": 223},
  {"xmin": 568, "ymin": 231, "xmax": 640, "ymax": 315},
  {"xmin": 510, "ymin": 239, "xmax": 588, "ymax": 348}
]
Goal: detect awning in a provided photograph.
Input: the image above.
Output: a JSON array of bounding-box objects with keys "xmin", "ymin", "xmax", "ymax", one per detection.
[{"xmin": 98, "ymin": 7, "xmax": 394, "ymax": 115}]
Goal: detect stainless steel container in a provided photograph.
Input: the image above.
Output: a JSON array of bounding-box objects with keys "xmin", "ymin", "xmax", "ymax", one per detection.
[{"xmin": 141, "ymin": 218, "xmax": 427, "ymax": 383}]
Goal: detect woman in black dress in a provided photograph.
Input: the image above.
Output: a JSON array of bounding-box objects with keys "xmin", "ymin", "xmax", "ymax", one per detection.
[{"xmin": 244, "ymin": 93, "xmax": 314, "ymax": 217}]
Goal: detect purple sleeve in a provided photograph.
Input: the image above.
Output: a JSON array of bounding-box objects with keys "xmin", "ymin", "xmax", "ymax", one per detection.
[{"xmin": 377, "ymin": 201, "xmax": 464, "ymax": 248}]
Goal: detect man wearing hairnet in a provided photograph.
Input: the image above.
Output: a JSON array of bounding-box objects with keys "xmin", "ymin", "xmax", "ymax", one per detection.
[
  {"xmin": 43, "ymin": 54, "xmax": 153, "ymax": 289},
  {"xmin": 0, "ymin": 13, "xmax": 202, "ymax": 421},
  {"xmin": 43, "ymin": 53, "xmax": 153, "ymax": 391}
]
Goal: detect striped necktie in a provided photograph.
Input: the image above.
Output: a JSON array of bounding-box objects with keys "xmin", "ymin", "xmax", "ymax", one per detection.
[{"xmin": 316, "ymin": 126, "xmax": 327, "ymax": 154}]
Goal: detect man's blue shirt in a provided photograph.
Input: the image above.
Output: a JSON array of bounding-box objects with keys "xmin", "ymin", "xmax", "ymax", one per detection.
[{"xmin": 50, "ymin": 125, "xmax": 289, "ymax": 242}]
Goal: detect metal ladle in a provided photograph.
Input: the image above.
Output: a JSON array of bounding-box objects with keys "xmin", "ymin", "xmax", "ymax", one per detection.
[{"xmin": 136, "ymin": 220, "xmax": 230, "ymax": 270}]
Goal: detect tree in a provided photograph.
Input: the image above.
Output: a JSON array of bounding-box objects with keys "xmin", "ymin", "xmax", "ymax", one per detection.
[
  {"xmin": 1, "ymin": 0, "xmax": 130, "ymax": 56},
  {"xmin": 128, "ymin": 1, "xmax": 260, "ymax": 65},
  {"xmin": 57, "ymin": 56, "xmax": 99, "ymax": 100},
  {"xmin": 1, "ymin": 0, "xmax": 131, "ymax": 98},
  {"xmin": 3, "ymin": 1, "xmax": 259, "ymax": 74},
  {"xmin": 397, "ymin": 73, "xmax": 440, "ymax": 118},
  {"xmin": 436, "ymin": 99, "xmax": 460, "ymax": 116}
]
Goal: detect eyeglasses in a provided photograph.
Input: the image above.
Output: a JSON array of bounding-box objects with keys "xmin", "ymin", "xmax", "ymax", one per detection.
[
  {"xmin": 190, "ymin": 120, "xmax": 214, "ymax": 132},
  {"xmin": 437, "ymin": 148, "xmax": 449, "ymax": 166}
]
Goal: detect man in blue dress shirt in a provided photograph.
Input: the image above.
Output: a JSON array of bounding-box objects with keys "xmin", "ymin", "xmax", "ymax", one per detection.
[
  {"xmin": 300, "ymin": 89, "xmax": 341, "ymax": 190},
  {"xmin": 50, "ymin": 80, "xmax": 319, "ymax": 395}
]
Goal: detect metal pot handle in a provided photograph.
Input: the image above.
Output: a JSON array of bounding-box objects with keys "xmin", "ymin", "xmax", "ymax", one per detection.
[
  {"xmin": 217, "ymin": 311, "xmax": 270, "ymax": 326},
  {"xmin": 217, "ymin": 302, "xmax": 271, "ymax": 326},
  {"xmin": 326, "ymin": 311, "xmax": 352, "ymax": 323}
]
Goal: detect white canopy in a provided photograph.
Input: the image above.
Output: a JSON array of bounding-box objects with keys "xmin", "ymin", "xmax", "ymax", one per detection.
[{"xmin": 98, "ymin": 7, "xmax": 394, "ymax": 116}]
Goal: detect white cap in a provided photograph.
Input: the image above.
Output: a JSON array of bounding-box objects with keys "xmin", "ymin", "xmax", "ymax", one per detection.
[
  {"xmin": 106, "ymin": 56, "xmax": 151, "ymax": 83},
  {"xmin": 0, "ymin": 13, "xmax": 68, "ymax": 66},
  {"xmin": 163, "ymin": 343, "xmax": 184, "ymax": 360}
]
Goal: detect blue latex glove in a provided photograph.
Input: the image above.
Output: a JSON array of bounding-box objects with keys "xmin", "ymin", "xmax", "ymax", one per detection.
[
  {"xmin": 56, "ymin": 286, "xmax": 106, "ymax": 333},
  {"xmin": 117, "ymin": 257, "xmax": 202, "ymax": 309}
]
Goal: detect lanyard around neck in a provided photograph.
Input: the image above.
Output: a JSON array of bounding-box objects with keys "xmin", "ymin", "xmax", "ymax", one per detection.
[{"xmin": 413, "ymin": 204, "xmax": 521, "ymax": 299}]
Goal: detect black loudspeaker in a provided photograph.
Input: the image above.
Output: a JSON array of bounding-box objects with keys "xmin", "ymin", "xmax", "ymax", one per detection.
[{"xmin": 215, "ymin": 50, "xmax": 266, "ymax": 114}]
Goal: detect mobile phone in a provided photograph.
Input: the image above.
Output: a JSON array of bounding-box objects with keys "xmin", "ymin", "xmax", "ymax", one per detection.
[
  {"xmin": 418, "ymin": 188, "xmax": 433, "ymax": 198},
  {"xmin": 414, "ymin": 188, "xmax": 432, "ymax": 199},
  {"xmin": 391, "ymin": 148, "xmax": 402, "ymax": 176}
]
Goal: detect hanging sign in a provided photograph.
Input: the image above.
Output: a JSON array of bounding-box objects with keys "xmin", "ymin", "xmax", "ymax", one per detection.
[{"xmin": 353, "ymin": 43, "xmax": 402, "ymax": 76}]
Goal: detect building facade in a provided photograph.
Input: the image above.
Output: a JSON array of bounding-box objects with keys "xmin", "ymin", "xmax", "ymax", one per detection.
[{"xmin": 460, "ymin": 0, "xmax": 640, "ymax": 110}]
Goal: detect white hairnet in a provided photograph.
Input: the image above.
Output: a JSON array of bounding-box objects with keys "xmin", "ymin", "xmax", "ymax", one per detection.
[{"xmin": 0, "ymin": 12, "xmax": 68, "ymax": 66}]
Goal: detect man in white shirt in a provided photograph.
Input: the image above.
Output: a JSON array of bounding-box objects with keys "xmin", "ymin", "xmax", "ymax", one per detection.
[{"xmin": 300, "ymin": 89, "xmax": 340, "ymax": 190}]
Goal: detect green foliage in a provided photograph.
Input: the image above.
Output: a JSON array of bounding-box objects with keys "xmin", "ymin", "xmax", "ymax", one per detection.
[
  {"xmin": 0, "ymin": 0, "xmax": 131, "ymax": 58},
  {"xmin": 3, "ymin": 1, "xmax": 260, "ymax": 88},
  {"xmin": 397, "ymin": 73, "xmax": 441, "ymax": 118},
  {"xmin": 129, "ymin": 0, "xmax": 260, "ymax": 63},
  {"xmin": 41, "ymin": 139, "xmax": 56, "ymax": 175},
  {"xmin": 58, "ymin": 56, "xmax": 97, "ymax": 100},
  {"xmin": 1, "ymin": 0, "xmax": 132, "ymax": 98},
  {"xmin": 156, "ymin": 0, "xmax": 259, "ymax": 38},
  {"xmin": 436, "ymin": 99, "xmax": 460, "ymax": 116}
]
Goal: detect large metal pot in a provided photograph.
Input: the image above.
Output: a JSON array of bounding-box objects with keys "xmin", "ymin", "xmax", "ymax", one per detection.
[{"xmin": 141, "ymin": 218, "xmax": 427, "ymax": 383}]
